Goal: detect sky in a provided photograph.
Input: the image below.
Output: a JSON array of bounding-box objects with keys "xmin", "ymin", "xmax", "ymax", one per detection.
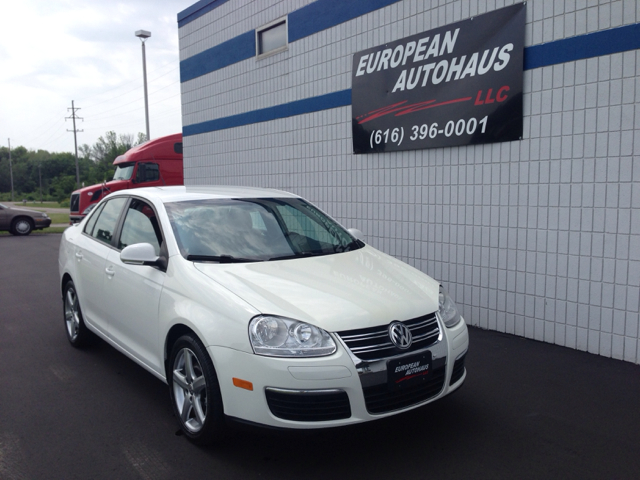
[{"xmin": 0, "ymin": 0, "xmax": 197, "ymax": 154}]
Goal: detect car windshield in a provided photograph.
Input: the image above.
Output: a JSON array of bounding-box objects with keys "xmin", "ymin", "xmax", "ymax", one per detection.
[
  {"xmin": 164, "ymin": 198, "xmax": 362, "ymax": 262},
  {"xmin": 113, "ymin": 163, "xmax": 135, "ymax": 181}
]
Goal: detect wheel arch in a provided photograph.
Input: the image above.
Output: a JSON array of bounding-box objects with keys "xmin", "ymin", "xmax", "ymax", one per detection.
[
  {"xmin": 164, "ymin": 323, "xmax": 200, "ymax": 376},
  {"xmin": 11, "ymin": 216, "xmax": 34, "ymax": 233},
  {"xmin": 12, "ymin": 215, "xmax": 34, "ymax": 226},
  {"xmin": 61, "ymin": 273, "xmax": 73, "ymax": 298}
]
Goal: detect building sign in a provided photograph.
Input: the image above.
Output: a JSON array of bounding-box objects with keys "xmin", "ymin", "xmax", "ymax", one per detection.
[{"xmin": 351, "ymin": 3, "xmax": 525, "ymax": 154}]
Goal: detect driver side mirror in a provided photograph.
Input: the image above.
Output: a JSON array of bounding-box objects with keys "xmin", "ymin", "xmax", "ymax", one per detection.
[{"xmin": 120, "ymin": 243, "xmax": 167, "ymax": 270}]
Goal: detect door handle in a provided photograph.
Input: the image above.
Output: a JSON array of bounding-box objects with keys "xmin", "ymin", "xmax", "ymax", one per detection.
[
  {"xmin": 75, "ymin": 252, "xmax": 83, "ymax": 261},
  {"xmin": 105, "ymin": 266, "xmax": 115, "ymax": 278}
]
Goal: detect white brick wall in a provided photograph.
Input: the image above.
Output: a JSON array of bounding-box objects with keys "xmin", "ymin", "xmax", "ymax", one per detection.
[{"xmin": 179, "ymin": 0, "xmax": 640, "ymax": 363}]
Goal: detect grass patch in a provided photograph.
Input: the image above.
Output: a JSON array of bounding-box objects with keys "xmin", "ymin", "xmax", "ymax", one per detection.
[
  {"xmin": 14, "ymin": 201, "xmax": 66, "ymax": 208},
  {"xmin": 48, "ymin": 213, "xmax": 70, "ymax": 224}
]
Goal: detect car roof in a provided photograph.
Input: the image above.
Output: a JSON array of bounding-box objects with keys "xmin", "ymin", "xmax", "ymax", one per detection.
[
  {"xmin": 113, "ymin": 133, "xmax": 182, "ymax": 165},
  {"xmin": 107, "ymin": 185, "xmax": 301, "ymax": 203}
]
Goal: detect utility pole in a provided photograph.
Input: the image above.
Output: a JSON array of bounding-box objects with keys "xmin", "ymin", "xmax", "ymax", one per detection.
[
  {"xmin": 38, "ymin": 163, "xmax": 43, "ymax": 202},
  {"xmin": 66, "ymin": 100, "xmax": 83, "ymax": 189},
  {"xmin": 8, "ymin": 138, "xmax": 14, "ymax": 201}
]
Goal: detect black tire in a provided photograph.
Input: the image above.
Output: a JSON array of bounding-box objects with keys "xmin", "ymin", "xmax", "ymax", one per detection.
[
  {"xmin": 11, "ymin": 217, "xmax": 33, "ymax": 236},
  {"xmin": 168, "ymin": 334, "xmax": 225, "ymax": 445},
  {"xmin": 63, "ymin": 280, "xmax": 92, "ymax": 348}
]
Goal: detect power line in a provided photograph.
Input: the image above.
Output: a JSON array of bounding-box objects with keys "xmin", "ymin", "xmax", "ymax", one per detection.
[
  {"xmin": 28, "ymin": 61, "xmax": 180, "ymax": 153},
  {"xmin": 30, "ymin": 117, "xmax": 67, "ymax": 147},
  {"xmin": 86, "ymin": 88, "xmax": 179, "ymax": 123},
  {"xmin": 81, "ymin": 78, "xmax": 179, "ymax": 121},
  {"xmin": 30, "ymin": 110, "xmax": 68, "ymax": 142},
  {"xmin": 38, "ymin": 128, "xmax": 70, "ymax": 151},
  {"xmin": 78, "ymin": 62, "xmax": 179, "ymax": 108},
  {"xmin": 149, "ymin": 80, "xmax": 180, "ymax": 96},
  {"xmin": 101, "ymin": 106, "xmax": 181, "ymax": 130}
]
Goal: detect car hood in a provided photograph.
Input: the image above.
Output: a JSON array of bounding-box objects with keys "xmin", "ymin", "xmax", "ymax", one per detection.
[
  {"xmin": 73, "ymin": 180, "xmax": 130, "ymax": 196},
  {"xmin": 6, "ymin": 206, "xmax": 43, "ymax": 215},
  {"xmin": 192, "ymin": 246, "xmax": 440, "ymax": 332}
]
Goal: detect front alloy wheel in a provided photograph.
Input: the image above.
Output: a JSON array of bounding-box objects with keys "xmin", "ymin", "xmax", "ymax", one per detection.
[
  {"xmin": 169, "ymin": 335, "xmax": 224, "ymax": 444},
  {"xmin": 63, "ymin": 281, "xmax": 91, "ymax": 347},
  {"xmin": 173, "ymin": 347, "xmax": 208, "ymax": 433}
]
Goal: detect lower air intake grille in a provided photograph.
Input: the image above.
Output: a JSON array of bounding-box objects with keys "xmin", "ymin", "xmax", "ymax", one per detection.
[
  {"xmin": 265, "ymin": 388, "xmax": 351, "ymax": 422},
  {"xmin": 337, "ymin": 313, "xmax": 440, "ymax": 361},
  {"xmin": 363, "ymin": 365, "xmax": 446, "ymax": 414},
  {"xmin": 450, "ymin": 353, "xmax": 466, "ymax": 385}
]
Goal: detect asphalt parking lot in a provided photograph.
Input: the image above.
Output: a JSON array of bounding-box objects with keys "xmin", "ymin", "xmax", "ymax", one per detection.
[{"xmin": 1, "ymin": 233, "xmax": 639, "ymax": 479}]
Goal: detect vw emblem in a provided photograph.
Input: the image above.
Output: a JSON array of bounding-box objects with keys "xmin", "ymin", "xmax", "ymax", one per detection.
[{"xmin": 388, "ymin": 321, "xmax": 412, "ymax": 349}]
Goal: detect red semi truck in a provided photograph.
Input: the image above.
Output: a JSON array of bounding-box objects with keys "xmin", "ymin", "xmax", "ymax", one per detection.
[{"xmin": 69, "ymin": 133, "xmax": 183, "ymax": 223}]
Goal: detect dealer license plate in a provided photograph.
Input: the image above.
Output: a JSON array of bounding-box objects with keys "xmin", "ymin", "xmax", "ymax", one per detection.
[{"xmin": 387, "ymin": 351, "xmax": 432, "ymax": 389}]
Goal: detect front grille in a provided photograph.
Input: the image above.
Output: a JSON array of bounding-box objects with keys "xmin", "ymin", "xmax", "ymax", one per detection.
[
  {"xmin": 363, "ymin": 365, "xmax": 446, "ymax": 414},
  {"xmin": 265, "ymin": 388, "xmax": 351, "ymax": 422},
  {"xmin": 450, "ymin": 353, "xmax": 466, "ymax": 385},
  {"xmin": 70, "ymin": 193, "xmax": 80, "ymax": 213},
  {"xmin": 337, "ymin": 313, "xmax": 440, "ymax": 361}
]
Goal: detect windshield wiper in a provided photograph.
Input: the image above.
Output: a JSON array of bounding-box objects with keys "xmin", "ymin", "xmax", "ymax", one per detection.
[
  {"xmin": 186, "ymin": 254, "xmax": 262, "ymax": 263},
  {"xmin": 268, "ymin": 251, "xmax": 329, "ymax": 261},
  {"xmin": 335, "ymin": 240, "xmax": 364, "ymax": 253}
]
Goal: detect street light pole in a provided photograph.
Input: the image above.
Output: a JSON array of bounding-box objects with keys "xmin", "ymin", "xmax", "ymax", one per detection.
[{"xmin": 135, "ymin": 30, "xmax": 151, "ymax": 141}]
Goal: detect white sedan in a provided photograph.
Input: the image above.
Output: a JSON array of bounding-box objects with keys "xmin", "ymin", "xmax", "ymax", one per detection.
[{"xmin": 58, "ymin": 186, "xmax": 469, "ymax": 444}]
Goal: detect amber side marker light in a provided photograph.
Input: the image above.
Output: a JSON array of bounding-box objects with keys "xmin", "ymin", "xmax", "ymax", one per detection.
[{"xmin": 232, "ymin": 378, "xmax": 254, "ymax": 391}]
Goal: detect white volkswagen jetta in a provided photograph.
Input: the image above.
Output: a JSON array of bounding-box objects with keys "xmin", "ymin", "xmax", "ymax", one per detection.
[{"xmin": 59, "ymin": 186, "xmax": 468, "ymax": 444}]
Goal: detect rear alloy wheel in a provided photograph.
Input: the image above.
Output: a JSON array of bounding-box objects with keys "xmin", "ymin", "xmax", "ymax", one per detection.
[
  {"xmin": 11, "ymin": 218, "xmax": 33, "ymax": 236},
  {"xmin": 63, "ymin": 281, "xmax": 92, "ymax": 347},
  {"xmin": 169, "ymin": 335, "xmax": 225, "ymax": 445}
]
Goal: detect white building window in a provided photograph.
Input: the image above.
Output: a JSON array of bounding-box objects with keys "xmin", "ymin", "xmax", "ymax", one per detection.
[{"xmin": 256, "ymin": 18, "xmax": 287, "ymax": 57}]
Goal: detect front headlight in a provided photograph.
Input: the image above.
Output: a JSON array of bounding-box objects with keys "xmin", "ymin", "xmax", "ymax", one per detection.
[
  {"xmin": 249, "ymin": 315, "xmax": 337, "ymax": 357},
  {"xmin": 439, "ymin": 285, "xmax": 462, "ymax": 328}
]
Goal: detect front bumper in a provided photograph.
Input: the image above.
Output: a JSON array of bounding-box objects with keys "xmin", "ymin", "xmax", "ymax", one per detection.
[
  {"xmin": 208, "ymin": 317, "xmax": 469, "ymax": 429},
  {"xmin": 34, "ymin": 217, "xmax": 52, "ymax": 230}
]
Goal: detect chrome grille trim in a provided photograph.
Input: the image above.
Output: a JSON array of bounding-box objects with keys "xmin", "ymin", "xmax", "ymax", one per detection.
[
  {"xmin": 337, "ymin": 312, "xmax": 440, "ymax": 361},
  {"xmin": 70, "ymin": 193, "xmax": 80, "ymax": 213}
]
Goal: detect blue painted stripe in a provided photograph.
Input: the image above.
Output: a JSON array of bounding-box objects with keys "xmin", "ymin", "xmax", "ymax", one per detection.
[
  {"xmin": 180, "ymin": 0, "xmax": 400, "ymax": 82},
  {"xmin": 182, "ymin": 22, "xmax": 640, "ymax": 137},
  {"xmin": 524, "ymin": 23, "xmax": 640, "ymax": 69},
  {"xmin": 180, "ymin": 0, "xmax": 640, "ymax": 84},
  {"xmin": 178, "ymin": 0, "xmax": 231, "ymax": 28},
  {"xmin": 183, "ymin": 90, "xmax": 351, "ymax": 137},
  {"xmin": 289, "ymin": 0, "xmax": 401, "ymax": 43},
  {"xmin": 181, "ymin": 31, "xmax": 255, "ymax": 83},
  {"xmin": 178, "ymin": 0, "xmax": 400, "ymax": 30}
]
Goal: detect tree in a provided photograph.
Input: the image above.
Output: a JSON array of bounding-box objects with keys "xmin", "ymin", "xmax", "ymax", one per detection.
[
  {"xmin": 0, "ymin": 131, "xmax": 143, "ymax": 201},
  {"xmin": 85, "ymin": 131, "xmax": 141, "ymax": 182}
]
